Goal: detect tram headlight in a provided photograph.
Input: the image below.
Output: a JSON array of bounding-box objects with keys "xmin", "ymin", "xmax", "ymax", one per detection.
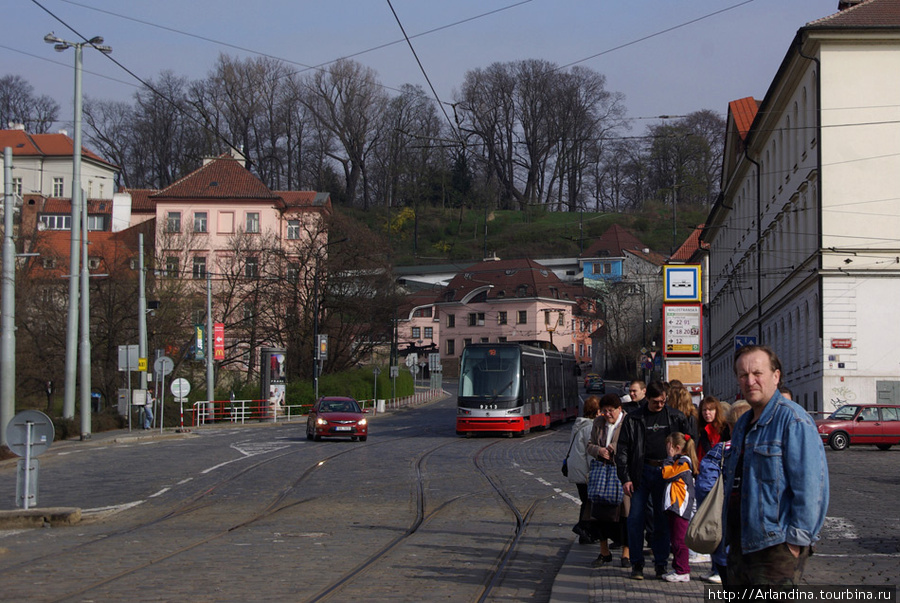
[
  {"xmin": 507, "ymin": 408, "xmax": 522, "ymax": 415},
  {"xmin": 458, "ymin": 408, "xmax": 471, "ymax": 415}
]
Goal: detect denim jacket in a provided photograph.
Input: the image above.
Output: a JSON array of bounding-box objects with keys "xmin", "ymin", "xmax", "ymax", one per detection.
[{"xmin": 721, "ymin": 392, "xmax": 829, "ymax": 554}]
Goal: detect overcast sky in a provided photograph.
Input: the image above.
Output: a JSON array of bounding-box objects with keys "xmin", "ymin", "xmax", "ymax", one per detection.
[{"xmin": 7, "ymin": 0, "xmax": 839, "ymax": 134}]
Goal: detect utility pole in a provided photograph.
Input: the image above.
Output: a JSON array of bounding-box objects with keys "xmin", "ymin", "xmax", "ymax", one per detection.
[
  {"xmin": 44, "ymin": 33, "xmax": 111, "ymax": 419},
  {"xmin": 1, "ymin": 148, "xmax": 16, "ymax": 446}
]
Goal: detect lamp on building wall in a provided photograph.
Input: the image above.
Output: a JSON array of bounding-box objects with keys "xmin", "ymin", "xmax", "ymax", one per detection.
[{"xmin": 44, "ymin": 32, "xmax": 111, "ymax": 429}]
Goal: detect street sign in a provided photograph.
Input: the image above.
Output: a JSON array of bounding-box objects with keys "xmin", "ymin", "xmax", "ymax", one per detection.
[
  {"xmin": 118, "ymin": 344, "xmax": 139, "ymax": 371},
  {"xmin": 138, "ymin": 357, "xmax": 148, "ymax": 372},
  {"xmin": 734, "ymin": 335, "xmax": 757, "ymax": 350},
  {"xmin": 171, "ymin": 378, "xmax": 191, "ymax": 399},
  {"xmin": 154, "ymin": 355, "xmax": 174, "ymax": 377},
  {"xmin": 6, "ymin": 410, "xmax": 55, "ymax": 457},
  {"xmin": 405, "ymin": 353, "xmax": 418, "ymax": 368}
]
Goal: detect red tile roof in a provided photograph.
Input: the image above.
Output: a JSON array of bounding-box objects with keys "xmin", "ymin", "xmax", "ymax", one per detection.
[
  {"xmin": 443, "ymin": 258, "xmax": 582, "ymax": 302},
  {"xmin": 728, "ymin": 97, "xmax": 760, "ymax": 142},
  {"xmin": 153, "ymin": 155, "xmax": 278, "ymax": 201},
  {"xmin": 125, "ymin": 189, "xmax": 157, "ymax": 213},
  {"xmin": 39, "ymin": 198, "xmax": 113, "ymax": 215},
  {"xmin": 670, "ymin": 224, "xmax": 709, "ymax": 262},
  {"xmin": 808, "ymin": 0, "xmax": 900, "ymax": 27},
  {"xmin": 24, "ymin": 227, "xmax": 143, "ymax": 279},
  {"xmin": 581, "ymin": 224, "xmax": 653, "ymax": 259},
  {"xmin": 0, "ymin": 129, "xmax": 116, "ymax": 167}
]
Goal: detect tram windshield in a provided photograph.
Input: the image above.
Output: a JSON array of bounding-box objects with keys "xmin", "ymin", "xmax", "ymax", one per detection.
[{"xmin": 459, "ymin": 346, "xmax": 521, "ymax": 399}]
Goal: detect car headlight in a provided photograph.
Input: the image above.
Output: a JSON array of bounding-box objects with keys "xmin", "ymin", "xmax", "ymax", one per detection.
[
  {"xmin": 316, "ymin": 417, "xmax": 328, "ymax": 426},
  {"xmin": 358, "ymin": 418, "xmax": 367, "ymax": 427}
]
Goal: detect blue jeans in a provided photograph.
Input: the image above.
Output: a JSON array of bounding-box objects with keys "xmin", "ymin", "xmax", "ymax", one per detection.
[{"xmin": 627, "ymin": 464, "xmax": 670, "ymax": 569}]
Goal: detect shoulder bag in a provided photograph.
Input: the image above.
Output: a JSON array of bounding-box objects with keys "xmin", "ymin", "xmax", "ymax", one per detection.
[{"xmin": 685, "ymin": 455, "xmax": 724, "ymax": 553}]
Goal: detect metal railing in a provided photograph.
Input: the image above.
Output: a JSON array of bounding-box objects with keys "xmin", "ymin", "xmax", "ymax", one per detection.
[{"xmin": 178, "ymin": 389, "xmax": 447, "ymax": 428}]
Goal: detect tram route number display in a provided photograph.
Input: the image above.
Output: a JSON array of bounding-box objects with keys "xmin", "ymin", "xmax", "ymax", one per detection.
[{"xmin": 663, "ymin": 304, "xmax": 701, "ymax": 355}]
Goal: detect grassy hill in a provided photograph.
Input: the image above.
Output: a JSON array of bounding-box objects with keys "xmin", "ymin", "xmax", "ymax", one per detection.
[{"xmin": 343, "ymin": 201, "xmax": 710, "ymax": 266}]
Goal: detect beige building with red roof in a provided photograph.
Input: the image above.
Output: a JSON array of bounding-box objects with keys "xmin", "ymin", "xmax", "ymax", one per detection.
[
  {"xmin": 703, "ymin": 0, "xmax": 900, "ymax": 411},
  {"xmin": 0, "ymin": 126, "xmax": 118, "ymax": 201}
]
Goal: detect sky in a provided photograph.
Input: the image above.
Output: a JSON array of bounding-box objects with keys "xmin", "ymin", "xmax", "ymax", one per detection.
[{"xmin": 6, "ymin": 0, "xmax": 841, "ymax": 135}]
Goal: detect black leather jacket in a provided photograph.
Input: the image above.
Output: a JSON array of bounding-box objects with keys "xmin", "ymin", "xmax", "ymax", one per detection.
[{"xmin": 614, "ymin": 402, "xmax": 696, "ymax": 488}]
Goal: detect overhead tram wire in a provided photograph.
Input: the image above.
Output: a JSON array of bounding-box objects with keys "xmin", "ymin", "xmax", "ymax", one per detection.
[
  {"xmin": 558, "ymin": 0, "xmax": 757, "ymax": 71},
  {"xmin": 385, "ymin": 0, "xmax": 464, "ymax": 145},
  {"xmin": 30, "ymin": 0, "xmax": 263, "ymax": 171},
  {"xmin": 56, "ymin": 0, "xmax": 533, "ymax": 105}
]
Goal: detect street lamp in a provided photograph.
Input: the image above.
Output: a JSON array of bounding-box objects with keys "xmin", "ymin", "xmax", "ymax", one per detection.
[{"xmin": 44, "ymin": 33, "xmax": 111, "ymax": 426}]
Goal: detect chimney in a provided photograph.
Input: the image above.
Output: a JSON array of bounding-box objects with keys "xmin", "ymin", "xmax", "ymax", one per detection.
[
  {"xmin": 57, "ymin": 128, "xmax": 68, "ymax": 136},
  {"xmin": 838, "ymin": 0, "xmax": 863, "ymax": 9},
  {"xmin": 8, "ymin": 122, "xmax": 26, "ymax": 131}
]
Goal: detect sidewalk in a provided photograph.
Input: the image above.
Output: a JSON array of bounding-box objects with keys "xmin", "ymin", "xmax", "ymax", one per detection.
[{"xmin": 550, "ymin": 539, "xmax": 711, "ymax": 603}]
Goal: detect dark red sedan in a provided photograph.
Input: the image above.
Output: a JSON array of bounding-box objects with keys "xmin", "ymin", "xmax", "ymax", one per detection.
[{"xmin": 306, "ymin": 396, "xmax": 369, "ymax": 442}]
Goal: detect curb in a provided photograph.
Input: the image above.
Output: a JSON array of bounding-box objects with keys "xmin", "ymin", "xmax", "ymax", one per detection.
[{"xmin": 0, "ymin": 507, "xmax": 81, "ymax": 529}]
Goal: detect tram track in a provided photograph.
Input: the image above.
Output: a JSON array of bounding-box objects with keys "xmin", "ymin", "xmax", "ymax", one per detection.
[
  {"xmin": 305, "ymin": 429, "xmax": 560, "ymax": 603},
  {"xmin": 1, "ymin": 413, "xmax": 571, "ymax": 602},
  {"xmin": 0, "ymin": 429, "xmax": 419, "ymax": 603}
]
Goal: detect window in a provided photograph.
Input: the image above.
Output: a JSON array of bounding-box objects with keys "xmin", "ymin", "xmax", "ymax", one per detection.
[
  {"xmin": 40, "ymin": 215, "xmax": 70, "ymax": 230},
  {"xmin": 424, "ymin": 327, "xmax": 433, "ymax": 339},
  {"xmin": 517, "ymin": 310, "xmax": 527, "ymax": 324},
  {"xmin": 468, "ymin": 312, "xmax": 485, "ymax": 327},
  {"xmin": 287, "ymin": 263, "xmax": 300, "ymax": 283},
  {"xmin": 12, "ymin": 177, "xmax": 22, "ymax": 197},
  {"xmin": 191, "ymin": 309, "xmax": 205, "ymax": 325},
  {"xmin": 411, "ymin": 327, "xmax": 421, "ymax": 338},
  {"xmin": 246, "ymin": 212, "xmax": 260, "ymax": 233},
  {"xmin": 243, "ymin": 304, "xmax": 256, "ymax": 326},
  {"xmin": 42, "ymin": 257, "xmax": 56, "ymax": 269},
  {"xmin": 498, "ymin": 337, "xmax": 507, "ymax": 343},
  {"xmin": 498, "ymin": 311, "xmax": 507, "ymax": 325},
  {"xmin": 194, "ymin": 212, "xmax": 208, "ymax": 233},
  {"xmin": 447, "ymin": 314, "xmax": 455, "ymax": 328},
  {"xmin": 480, "ymin": 337, "xmax": 489, "ymax": 343},
  {"xmin": 413, "ymin": 307, "xmax": 433, "ymax": 318},
  {"xmin": 192, "ymin": 256, "xmax": 206, "ymax": 279},
  {"xmin": 52, "ymin": 177, "xmax": 64, "ymax": 197},
  {"xmin": 245, "ymin": 257, "xmax": 258, "ymax": 278},
  {"xmin": 166, "ymin": 257, "xmax": 179, "ymax": 278},
  {"xmin": 604, "ymin": 263, "xmax": 611, "ymax": 274},
  {"xmin": 287, "ymin": 219, "xmax": 300, "ymax": 240},
  {"xmin": 166, "ymin": 211, "xmax": 181, "ymax": 233},
  {"xmin": 446, "ymin": 339, "xmax": 455, "ymax": 356},
  {"xmin": 463, "ymin": 338, "xmax": 472, "ymax": 348},
  {"xmin": 87, "ymin": 215, "xmax": 105, "ymax": 231},
  {"xmin": 88, "ymin": 257, "xmax": 101, "ymax": 270}
]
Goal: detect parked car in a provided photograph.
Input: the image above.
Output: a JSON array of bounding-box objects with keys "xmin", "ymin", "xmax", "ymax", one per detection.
[
  {"xmin": 815, "ymin": 403, "xmax": 900, "ymax": 451},
  {"xmin": 585, "ymin": 376, "xmax": 606, "ymax": 394},
  {"xmin": 306, "ymin": 396, "xmax": 368, "ymax": 442}
]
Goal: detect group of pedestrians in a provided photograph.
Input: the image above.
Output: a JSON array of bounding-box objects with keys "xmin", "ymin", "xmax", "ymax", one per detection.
[{"xmin": 565, "ymin": 345, "xmax": 829, "ymax": 587}]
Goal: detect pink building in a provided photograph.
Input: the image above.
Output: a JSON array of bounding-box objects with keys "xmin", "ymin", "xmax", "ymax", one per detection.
[{"xmin": 432, "ymin": 258, "xmax": 599, "ymax": 376}]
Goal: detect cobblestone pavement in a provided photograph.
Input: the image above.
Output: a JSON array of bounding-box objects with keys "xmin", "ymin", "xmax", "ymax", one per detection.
[{"xmin": 2, "ymin": 402, "xmax": 898, "ymax": 603}]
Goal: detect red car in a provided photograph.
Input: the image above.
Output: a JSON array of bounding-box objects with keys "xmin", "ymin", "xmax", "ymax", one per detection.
[
  {"xmin": 815, "ymin": 404, "xmax": 900, "ymax": 451},
  {"xmin": 306, "ymin": 396, "xmax": 369, "ymax": 442}
]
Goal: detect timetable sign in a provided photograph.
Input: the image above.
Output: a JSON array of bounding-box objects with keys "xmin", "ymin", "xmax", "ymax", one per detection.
[{"xmin": 663, "ymin": 304, "xmax": 702, "ymax": 356}]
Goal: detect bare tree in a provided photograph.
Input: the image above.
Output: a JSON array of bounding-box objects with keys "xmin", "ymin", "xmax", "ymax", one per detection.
[
  {"xmin": 0, "ymin": 74, "xmax": 59, "ymax": 133},
  {"xmin": 301, "ymin": 59, "xmax": 388, "ymax": 209}
]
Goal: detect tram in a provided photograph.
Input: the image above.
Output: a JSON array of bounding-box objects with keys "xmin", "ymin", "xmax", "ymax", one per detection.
[{"xmin": 456, "ymin": 342, "xmax": 580, "ymax": 436}]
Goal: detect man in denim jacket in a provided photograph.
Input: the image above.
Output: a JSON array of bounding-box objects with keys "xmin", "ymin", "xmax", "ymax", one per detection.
[{"xmin": 722, "ymin": 345, "xmax": 829, "ymax": 585}]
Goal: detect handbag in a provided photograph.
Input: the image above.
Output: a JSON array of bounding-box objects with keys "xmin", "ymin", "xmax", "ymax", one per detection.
[
  {"xmin": 587, "ymin": 459, "xmax": 623, "ymax": 506},
  {"xmin": 685, "ymin": 459, "xmax": 725, "ymax": 553}
]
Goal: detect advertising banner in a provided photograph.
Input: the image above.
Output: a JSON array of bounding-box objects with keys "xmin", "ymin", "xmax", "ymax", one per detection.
[{"xmin": 214, "ymin": 323, "xmax": 225, "ymax": 360}]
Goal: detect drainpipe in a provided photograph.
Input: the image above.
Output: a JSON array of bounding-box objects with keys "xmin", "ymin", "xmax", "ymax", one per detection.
[
  {"xmin": 797, "ymin": 32, "xmax": 823, "ymax": 341},
  {"xmin": 743, "ymin": 148, "xmax": 762, "ymax": 343}
]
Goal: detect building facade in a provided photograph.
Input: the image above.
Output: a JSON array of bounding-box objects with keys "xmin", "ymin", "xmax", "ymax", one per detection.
[{"xmin": 703, "ymin": 0, "xmax": 900, "ymax": 411}]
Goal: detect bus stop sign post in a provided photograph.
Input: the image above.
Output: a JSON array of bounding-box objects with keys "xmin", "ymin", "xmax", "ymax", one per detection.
[{"xmin": 6, "ymin": 410, "xmax": 55, "ymax": 509}]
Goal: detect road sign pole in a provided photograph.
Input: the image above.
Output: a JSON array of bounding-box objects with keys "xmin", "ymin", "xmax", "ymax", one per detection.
[{"xmin": 23, "ymin": 422, "xmax": 32, "ymax": 510}]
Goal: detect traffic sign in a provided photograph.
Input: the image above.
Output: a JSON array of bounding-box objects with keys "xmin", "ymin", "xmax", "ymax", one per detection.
[
  {"xmin": 6, "ymin": 410, "xmax": 55, "ymax": 457},
  {"xmin": 735, "ymin": 335, "xmax": 757, "ymax": 350},
  {"xmin": 154, "ymin": 356, "xmax": 174, "ymax": 377},
  {"xmin": 171, "ymin": 378, "xmax": 191, "ymax": 399}
]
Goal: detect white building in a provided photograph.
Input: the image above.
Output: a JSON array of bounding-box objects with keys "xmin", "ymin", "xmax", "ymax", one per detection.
[{"xmin": 703, "ymin": 0, "xmax": 900, "ymax": 411}]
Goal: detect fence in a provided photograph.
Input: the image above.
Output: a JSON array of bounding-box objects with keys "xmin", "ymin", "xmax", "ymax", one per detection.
[{"xmin": 179, "ymin": 388, "xmax": 446, "ymax": 428}]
